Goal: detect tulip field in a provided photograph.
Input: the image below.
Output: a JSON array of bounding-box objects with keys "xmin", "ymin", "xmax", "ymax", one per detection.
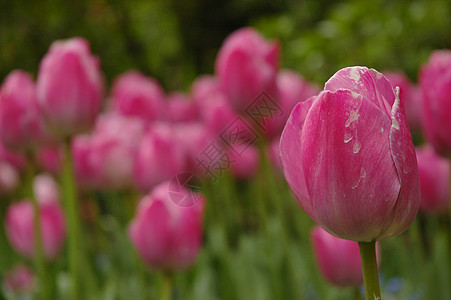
[{"xmin": 2, "ymin": 3, "xmax": 451, "ymax": 299}]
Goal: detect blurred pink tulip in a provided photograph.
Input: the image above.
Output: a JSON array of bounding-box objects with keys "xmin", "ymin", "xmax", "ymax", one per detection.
[
  {"xmin": 3, "ymin": 265, "xmax": 35, "ymax": 295},
  {"xmin": 264, "ymin": 70, "xmax": 320, "ymax": 138},
  {"xmin": 0, "ymin": 162, "xmax": 19, "ymax": 194},
  {"xmin": 128, "ymin": 181, "xmax": 204, "ymax": 270},
  {"xmin": 280, "ymin": 66, "xmax": 419, "ymax": 242},
  {"xmin": 134, "ymin": 123, "xmax": 186, "ymax": 192},
  {"xmin": 311, "ymin": 226, "xmax": 380, "ymax": 287},
  {"xmin": 384, "ymin": 71, "xmax": 422, "ymax": 132},
  {"xmin": 420, "ymin": 51, "xmax": 451, "ymax": 156},
  {"xmin": 111, "ymin": 71, "xmax": 165, "ymax": 122},
  {"xmin": 5, "ymin": 175, "xmax": 65, "ymax": 260},
  {"xmin": 72, "ymin": 134, "xmax": 99, "ymax": 189},
  {"xmin": 416, "ymin": 145, "xmax": 450, "ymax": 214},
  {"xmin": 37, "ymin": 37, "xmax": 104, "ymax": 137},
  {"xmin": 267, "ymin": 137, "xmax": 282, "ymax": 172},
  {"xmin": 0, "ymin": 142, "xmax": 26, "ymax": 171},
  {"xmin": 167, "ymin": 93, "xmax": 199, "ymax": 123},
  {"xmin": 227, "ymin": 144, "xmax": 259, "ymax": 179},
  {"xmin": 0, "ymin": 70, "xmax": 50, "ymax": 150},
  {"xmin": 216, "ymin": 28, "xmax": 279, "ymax": 111},
  {"xmin": 36, "ymin": 145, "xmax": 63, "ymax": 175}
]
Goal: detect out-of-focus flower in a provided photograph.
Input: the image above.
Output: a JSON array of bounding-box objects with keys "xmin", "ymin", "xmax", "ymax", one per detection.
[
  {"xmin": 311, "ymin": 226, "xmax": 380, "ymax": 287},
  {"xmin": 111, "ymin": 71, "xmax": 165, "ymax": 122},
  {"xmin": 0, "ymin": 143, "xmax": 26, "ymax": 171},
  {"xmin": 267, "ymin": 136, "xmax": 282, "ymax": 172},
  {"xmin": 72, "ymin": 134, "xmax": 99, "ymax": 190},
  {"xmin": 420, "ymin": 51, "xmax": 451, "ymax": 156},
  {"xmin": 227, "ymin": 143, "xmax": 259, "ymax": 179},
  {"xmin": 280, "ymin": 66, "xmax": 419, "ymax": 242},
  {"xmin": 128, "ymin": 181, "xmax": 204, "ymax": 270},
  {"xmin": 216, "ymin": 28, "xmax": 279, "ymax": 112},
  {"xmin": 384, "ymin": 71, "xmax": 422, "ymax": 132},
  {"xmin": 167, "ymin": 93, "xmax": 199, "ymax": 123},
  {"xmin": 134, "ymin": 123, "xmax": 186, "ymax": 192},
  {"xmin": 0, "ymin": 162, "xmax": 19, "ymax": 194},
  {"xmin": 3, "ymin": 265, "xmax": 35, "ymax": 295},
  {"xmin": 416, "ymin": 145, "xmax": 450, "ymax": 214},
  {"xmin": 37, "ymin": 37, "xmax": 104, "ymax": 138},
  {"xmin": 36, "ymin": 145, "xmax": 63, "ymax": 175},
  {"xmin": 0, "ymin": 70, "xmax": 50, "ymax": 150},
  {"xmin": 5, "ymin": 175, "xmax": 66, "ymax": 260}
]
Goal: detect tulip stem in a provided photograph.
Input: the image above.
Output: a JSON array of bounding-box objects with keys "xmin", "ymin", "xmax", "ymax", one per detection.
[
  {"xmin": 62, "ymin": 140, "xmax": 81, "ymax": 300},
  {"xmin": 358, "ymin": 241, "xmax": 381, "ymax": 300},
  {"xmin": 26, "ymin": 154, "xmax": 49, "ymax": 300},
  {"xmin": 160, "ymin": 272, "xmax": 173, "ymax": 300}
]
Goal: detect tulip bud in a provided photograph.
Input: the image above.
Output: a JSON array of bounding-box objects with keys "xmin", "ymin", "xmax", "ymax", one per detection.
[
  {"xmin": 227, "ymin": 143, "xmax": 259, "ymax": 179},
  {"xmin": 3, "ymin": 265, "xmax": 35, "ymax": 295},
  {"xmin": 0, "ymin": 70, "xmax": 50, "ymax": 150},
  {"xmin": 384, "ymin": 71, "xmax": 422, "ymax": 132},
  {"xmin": 5, "ymin": 175, "xmax": 65, "ymax": 260},
  {"xmin": 111, "ymin": 71, "xmax": 165, "ymax": 122},
  {"xmin": 134, "ymin": 123, "xmax": 186, "ymax": 192},
  {"xmin": 37, "ymin": 37, "xmax": 104, "ymax": 137},
  {"xmin": 128, "ymin": 181, "xmax": 205, "ymax": 270},
  {"xmin": 420, "ymin": 50, "xmax": 451, "ymax": 156},
  {"xmin": 311, "ymin": 226, "xmax": 380, "ymax": 287},
  {"xmin": 215, "ymin": 28, "xmax": 280, "ymax": 112},
  {"xmin": 280, "ymin": 66, "xmax": 419, "ymax": 241},
  {"xmin": 416, "ymin": 145, "xmax": 450, "ymax": 214}
]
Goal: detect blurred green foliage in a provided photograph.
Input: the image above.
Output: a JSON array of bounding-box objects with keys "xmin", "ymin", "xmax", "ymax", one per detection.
[{"xmin": 1, "ymin": 0, "xmax": 450, "ymax": 91}]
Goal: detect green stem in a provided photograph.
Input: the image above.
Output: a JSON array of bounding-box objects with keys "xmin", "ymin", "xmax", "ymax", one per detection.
[
  {"xmin": 358, "ymin": 241, "xmax": 381, "ymax": 300},
  {"xmin": 62, "ymin": 140, "xmax": 81, "ymax": 300},
  {"xmin": 26, "ymin": 154, "xmax": 49, "ymax": 300},
  {"xmin": 160, "ymin": 272, "xmax": 173, "ymax": 300}
]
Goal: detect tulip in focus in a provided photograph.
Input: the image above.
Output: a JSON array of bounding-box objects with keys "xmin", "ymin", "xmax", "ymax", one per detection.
[
  {"xmin": 3, "ymin": 265, "xmax": 35, "ymax": 295},
  {"xmin": 134, "ymin": 123, "xmax": 186, "ymax": 192},
  {"xmin": 5, "ymin": 175, "xmax": 66, "ymax": 260},
  {"xmin": 280, "ymin": 66, "xmax": 419, "ymax": 242},
  {"xmin": 420, "ymin": 50, "xmax": 451, "ymax": 157},
  {"xmin": 0, "ymin": 70, "xmax": 50, "ymax": 150},
  {"xmin": 311, "ymin": 226, "xmax": 380, "ymax": 287},
  {"xmin": 128, "ymin": 181, "xmax": 205, "ymax": 270},
  {"xmin": 111, "ymin": 71, "xmax": 165, "ymax": 122},
  {"xmin": 416, "ymin": 145, "xmax": 450, "ymax": 214},
  {"xmin": 216, "ymin": 28, "xmax": 279, "ymax": 112},
  {"xmin": 37, "ymin": 37, "xmax": 104, "ymax": 137}
]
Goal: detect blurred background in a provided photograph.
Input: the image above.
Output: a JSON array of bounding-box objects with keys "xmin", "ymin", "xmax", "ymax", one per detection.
[{"xmin": 1, "ymin": 0, "xmax": 451, "ymax": 90}]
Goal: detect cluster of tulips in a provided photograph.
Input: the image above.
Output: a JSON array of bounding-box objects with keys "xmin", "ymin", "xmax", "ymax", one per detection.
[{"xmin": 0, "ymin": 26, "xmax": 450, "ymax": 299}]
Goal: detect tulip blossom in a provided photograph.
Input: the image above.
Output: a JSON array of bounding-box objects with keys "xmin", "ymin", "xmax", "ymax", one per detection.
[
  {"xmin": 36, "ymin": 145, "xmax": 63, "ymax": 175},
  {"xmin": 3, "ymin": 265, "xmax": 35, "ymax": 295},
  {"xmin": 227, "ymin": 144, "xmax": 259, "ymax": 179},
  {"xmin": 311, "ymin": 226, "xmax": 380, "ymax": 287},
  {"xmin": 167, "ymin": 93, "xmax": 199, "ymax": 123},
  {"xmin": 384, "ymin": 71, "xmax": 422, "ymax": 132},
  {"xmin": 37, "ymin": 37, "xmax": 104, "ymax": 137},
  {"xmin": 267, "ymin": 137, "xmax": 282, "ymax": 172},
  {"xmin": 0, "ymin": 162, "xmax": 19, "ymax": 194},
  {"xmin": 111, "ymin": 71, "xmax": 165, "ymax": 122},
  {"xmin": 420, "ymin": 51, "xmax": 451, "ymax": 156},
  {"xmin": 280, "ymin": 66, "xmax": 419, "ymax": 242},
  {"xmin": 128, "ymin": 181, "xmax": 205, "ymax": 270},
  {"xmin": 5, "ymin": 175, "xmax": 66, "ymax": 260},
  {"xmin": 416, "ymin": 145, "xmax": 450, "ymax": 214},
  {"xmin": 134, "ymin": 123, "xmax": 186, "ymax": 192},
  {"xmin": 215, "ymin": 28, "xmax": 279, "ymax": 112}
]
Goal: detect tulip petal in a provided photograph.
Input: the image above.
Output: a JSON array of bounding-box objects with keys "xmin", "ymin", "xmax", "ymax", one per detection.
[
  {"xmin": 379, "ymin": 88, "xmax": 420, "ymax": 239},
  {"xmin": 301, "ymin": 90, "xmax": 400, "ymax": 241},
  {"xmin": 279, "ymin": 96, "xmax": 315, "ymax": 217},
  {"xmin": 325, "ymin": 67, "xmax": 395, "ymax": 118}
]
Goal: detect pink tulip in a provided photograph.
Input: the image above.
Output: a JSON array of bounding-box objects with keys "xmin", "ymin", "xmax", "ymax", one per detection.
[
  {"xmin": 215, "ymin": 28, "xmax": 280, "ymax": 111},
  {"xmin": 264, "ymin": 70, "xmax": 320, "ymax": 138},
  {"xmin": 36, "ymin": 145, "xmax": 63, "ymax": 175},
  {"xmin": 416, "ymin": 145, "xmax": 450, "ymax": 214},
  {"xmin": 111, "ymin": 71, "xmax": 165, "ymax": 122},
  {"xmin": 134, "ymin": 123, "xmax": 186, "ymax": 192},
  {"xmin": 3, "ymin": 265, "xmax": 35, "ymax": 294},
  {"xmin": 0, "ymin": 162, "xmax": 19, "ymax": 194},
  {"xmin": 384, "ymin": 71, "xmax": 422, "ymax": 132},
  {"xmin": 0, "ymin": 70, "xmax": 50, "ymax": 150},
  {"xmin": 0, "ymin": 142, "xmax": 26, "ymax": 171},
  {"xmin": 420, "ymin": 51, "xmax": 451, "ymax": 156},
  {"xmin": 128, "ymin": 181, "xmax": 205, "ymax": 270},
  {"xmin": 37, "ymin": 37, "xmax": 104, "ymax": 137},
  {"xmin": 280, "ymin": 66, "xmax": 419, "ymax": 242},
  {"xmin": 267, "ymin": 137, "xmax": 282, "ymax": 172},
  {"xmin": 88, "ymin": 113, "xmax": 145, "ymax": 190},
  {"xmin": 5, "ymin": 175, "xmax": 66, "ymax": 260},
  {"xmin": 167, "ymin": 93, "xmax": 199, "ymax": 123},
  {"xmin": 311, "ymin": 226, "xmax": 380, "ymax": 287},
  {"xmin": 72, "ymin": 134, "xmax": 99, "ymax": 190},
  {"xmin": 227, "ymin": 143, "xmax": 259, "ymax": 179}
]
